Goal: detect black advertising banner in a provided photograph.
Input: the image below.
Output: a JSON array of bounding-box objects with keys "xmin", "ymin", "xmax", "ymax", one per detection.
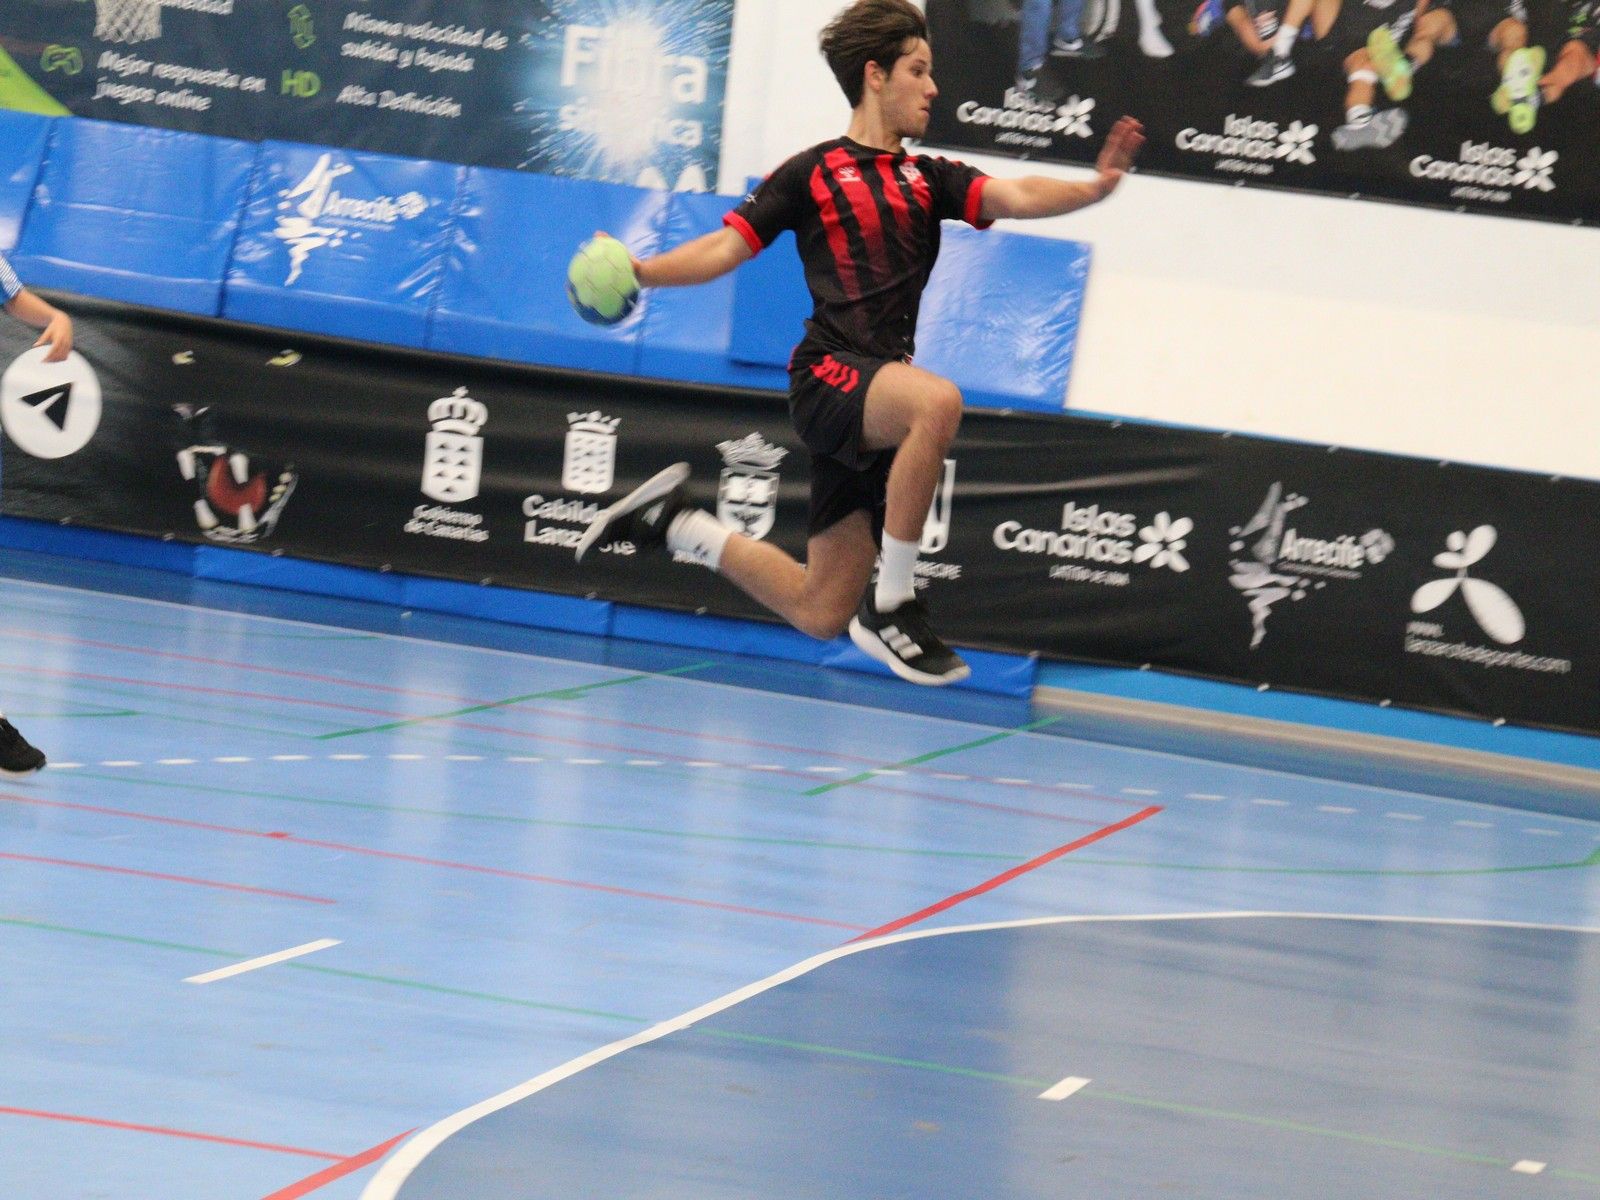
[
  {"xmin": 0, "ymin": 0, "xmax": 731, "ymax": 190},
  {"xmin": 925, "ymin": 0, "xmax": 1600, "ymax": 224},
  {"xmin": 2, "ymin": 295, "xmax": 1597, "ymax": 734}
]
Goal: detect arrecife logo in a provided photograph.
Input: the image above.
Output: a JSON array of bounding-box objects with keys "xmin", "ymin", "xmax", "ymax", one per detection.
[{"xmin": 272, "ymin": 152, "xmax": 431, "ymax": 284}]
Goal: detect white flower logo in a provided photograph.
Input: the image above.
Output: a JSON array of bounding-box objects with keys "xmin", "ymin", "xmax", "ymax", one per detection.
[
  {"xmin": 1054, "ymin": 96, "xmax": 1096, "ymax": 139},
  {"xmin": 1134, "ymin": 512, "xmax": 1193, "ymax": 572},
  {"xmin": 1513, "ymin": 148, "xmax": 1557, "ymax": 191},
  {"xmin": 1276, "ymin": 121, "xmax": 1318, "ymax": 164},
  {"xmin": 1410, "ymin": 525, "xmax": 1525, "ymax": 645}
]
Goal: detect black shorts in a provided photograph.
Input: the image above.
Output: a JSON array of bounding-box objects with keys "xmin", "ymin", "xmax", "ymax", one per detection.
[{"xmin": 788, "ymin": 348, "xmax": 896, "ymax": 540}]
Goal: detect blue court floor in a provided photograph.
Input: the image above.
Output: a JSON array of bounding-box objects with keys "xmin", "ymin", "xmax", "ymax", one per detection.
[{"xmin": 2, "ymin": 550, "xmax": 1598, "ymax": 1200}]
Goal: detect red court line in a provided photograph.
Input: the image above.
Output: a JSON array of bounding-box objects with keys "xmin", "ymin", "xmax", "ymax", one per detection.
[
  {"xmin": 0, "ymin": 1106, "xmax": 342, "ymax": 1160},
  {"xmin": 8, "ymin": 630, "xmax": 477, "ymax": 702},
  {"xmin": 851, "ymin": 805, "xmax": 1163, "ymax": 942},
  {"xmin": 260, "ymin": 1129, "xmax": 412, "ymax": 1200},
  {"xmin": 0, "ymin": 794, "xmax": 867, "ymax": 932},
  {"xmin": 2, "ymin": 664, "xmax": 407, "ymax": 718},
  {"xmin": 0, "ymin": 851, "xmax": 335, "ymax": 904}
]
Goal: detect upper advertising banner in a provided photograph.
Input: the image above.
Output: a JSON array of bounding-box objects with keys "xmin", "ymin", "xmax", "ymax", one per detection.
[
  {"xmin": 925, "ymin": 0, "xmax": 1600, "ymax": 224},
  {"xmin": 0, "ymin": 0, "xmax": 730, "ymax": 190}
]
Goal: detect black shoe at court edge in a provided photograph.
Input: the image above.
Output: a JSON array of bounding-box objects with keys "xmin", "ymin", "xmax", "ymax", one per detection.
[
  {"xmin": 0, "ymin": 718, "xmax": 46, "ymax": 776},
  {"xmin": 849, "ymin": 597, "xmax": 971, "ymax": 686},
  {"xmin": 574, "ymin": 462, "xmax": 691, "ymax": 563}
]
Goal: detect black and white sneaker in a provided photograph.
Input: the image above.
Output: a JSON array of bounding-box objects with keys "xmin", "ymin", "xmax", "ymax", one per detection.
[
  {"xmin": 0, "ymin": 718, "xmax": 46, "ymax": 776},
  {"xmin": 1246, "ymin": 52, "xmax": 1294, "ymax": 85},
  {"xmin": 574, "ymin": 462, "xmax": 691, "ymax": 563},
  {"xmin": 849, "ymin": 597, "xmax": 971, "ymax": 687}
]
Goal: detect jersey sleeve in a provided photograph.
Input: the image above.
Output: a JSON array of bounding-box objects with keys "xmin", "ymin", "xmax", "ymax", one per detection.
[
  {"xmin": 921, "ymin": 155, "xmax": 993, "ymax": 229},
  {"xmin": 724, "ymin": 151, "xmax": 813, "ymax": 256},
  {"xmin": 0, "ymin": 254, "xmax": 21, "ymax": 304}
]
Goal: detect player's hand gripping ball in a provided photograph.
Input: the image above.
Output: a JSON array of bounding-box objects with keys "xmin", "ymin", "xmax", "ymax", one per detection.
[{"xmin": 566, "ymin": 236, "xmax": 641, "ymax": 326}]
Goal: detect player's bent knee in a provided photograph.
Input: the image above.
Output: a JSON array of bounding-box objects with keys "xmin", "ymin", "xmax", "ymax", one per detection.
[
  {"xmin": 915, "ymin": 382, "xmax": 963, "ymax": 444},
  {"xmin": 793, "ymin": 593, "xmax": 857, "ymax": 641}
]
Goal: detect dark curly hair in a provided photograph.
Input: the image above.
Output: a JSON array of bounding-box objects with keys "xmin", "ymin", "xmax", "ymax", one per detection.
[{"xmin": 819, "ymin": 0, "xmax": 929, "ymax": 108}]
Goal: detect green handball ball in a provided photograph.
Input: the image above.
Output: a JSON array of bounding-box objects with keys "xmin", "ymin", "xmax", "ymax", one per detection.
[{"xmin": 567, "ymin": 237, "xmax": 641, "ymax": 327}]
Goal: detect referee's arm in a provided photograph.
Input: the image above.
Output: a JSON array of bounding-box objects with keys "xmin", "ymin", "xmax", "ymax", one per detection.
[{"xmin": 3, "ymin": 287, "xmax": 74, "ymax": 363}]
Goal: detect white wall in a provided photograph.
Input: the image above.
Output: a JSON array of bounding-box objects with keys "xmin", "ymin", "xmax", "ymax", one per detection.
[{"xmin": 721, "ymin": 0, "xmax": 1600, "ymax": 479}]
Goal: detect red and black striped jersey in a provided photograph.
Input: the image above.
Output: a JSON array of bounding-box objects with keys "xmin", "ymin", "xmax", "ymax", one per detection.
[{"xmin": 724, "ymin": 137, "xmax": 991, "ymax": 366}]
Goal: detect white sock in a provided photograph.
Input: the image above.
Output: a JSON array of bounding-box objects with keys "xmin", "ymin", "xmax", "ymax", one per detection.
[
  {"xmin": 666, "ymin": 509, "xmax": 732, "ymax": 570},
  {"xmin": 1345, "ymin": 103, "xmax": 1373, "ymax": 125},
  {"xmin": 874, "ymin": 533, "xmax": 920, "ymax": 611},
  {"xmin": 1272, "ymin": 23, "xmax": 1299, "ymax": 56}
]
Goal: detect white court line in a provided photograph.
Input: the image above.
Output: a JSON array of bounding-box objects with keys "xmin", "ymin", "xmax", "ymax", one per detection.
[
  {"xmin": 1038, "ymin": 1075, "xmax": 1092, "ymax": 1101},
  {"xmin": 1251, "ymin": 798, "xmax": 1290, "ymax": 807},
  {"xmin": 1318, "ymin": 805, "xmax": 1357, "ymax": 814},
  {"xmin": 359, "ymin": 911, "xmax": 1600, "ymax": 1200},
  {"xmin": 184, "ymin": 938, "xmax": 340, "ymax": 985}
]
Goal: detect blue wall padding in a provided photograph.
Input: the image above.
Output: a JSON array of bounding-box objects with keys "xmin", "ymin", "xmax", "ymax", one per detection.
[
  {"xmin": 194, "ymin": 545, "xmax": 408, "ymax": 605},
  {"xmin": 634, "ymin": 190, "xmax": 788, "ymax": 391},
  {"xmin": 727, "ymin": 228, "xmax": 810, "ymax": 369},
  {"xmin": 224, "ymin": 142, "xmax": 464, "ymax": 347},
  {"xmin": 913, "ymin": 226, "xmax": 1089, "ymax": 412},
  {"xmin": 0, "ymin": 517, "xmax": 200, "ymax": 574},
  {"xmin": 611, "ymin": 605, "xmax": 835, "ymax": 666},
  {"xmin": 430, "ymin": 170, "xmax": 668, "ymax": 373},
  {"xmin": 0, "ymin": 516, "xmax": 1035, "ymax": 695},
  {"xmin": 818, "ymin": 638, "xmax": 1037, "ymax": 696},
  {"xmin": 727, "ymin": 216, "xmax": 1090, "ymax": 412},
  {"xmin": 401, "ymin": 576, "xmax": 612, "ymax": 636},
  {"xmin": 0, "ymin": 110, "xmax": 49, "ymax": 252},
  {"xmin": 12, "ymin": 120, "xmax": 255, "ymax": 314},
  {"xmin": 613, "ymin": 604, "xmax": 1035, "ymax": 696}
]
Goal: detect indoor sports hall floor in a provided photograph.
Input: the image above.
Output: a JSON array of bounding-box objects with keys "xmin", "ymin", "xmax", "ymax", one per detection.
[{"xmin": 2, "ymin": 548, "xmax": 1598, "ymax": 1200}]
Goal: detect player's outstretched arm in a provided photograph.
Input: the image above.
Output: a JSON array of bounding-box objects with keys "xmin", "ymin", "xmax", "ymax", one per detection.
[
  {"xmin": 4, "ymin": 289, "xmax": 73, "ymax": 362},
  {"xmin": 597, "ymin": 226, "xmax": 754, "ymax": 289},
  {"xmin": 980, "ymin": 116, "xmax": 1146, "ymax": 221}
]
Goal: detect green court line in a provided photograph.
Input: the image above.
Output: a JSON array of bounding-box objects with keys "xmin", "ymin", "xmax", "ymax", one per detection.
[
  {"xmin": 804, "ymin": 715, "xmax": 1065, "ymax": 796},
  {"xmin": 0, "ymin": 917, "xmax": 639, "ymax": 1023},
  {"xmin": 6, "ymin": 913, "xmax": 1597, "ymax": 1182},
  {"xmin": 0, "ymin": 708, "xmax": 140, "ymax": 719},
  {"xmin": 64, "ymin": 771, "xmax": 1016, "ymax": 861},
  {"xmin": 317, "ymin": 662, "xmax": 714, "ymax": 740},
  {"xmin": 702, "ymin": 1029, "xmax": 1045, "ymax": 1085}
]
